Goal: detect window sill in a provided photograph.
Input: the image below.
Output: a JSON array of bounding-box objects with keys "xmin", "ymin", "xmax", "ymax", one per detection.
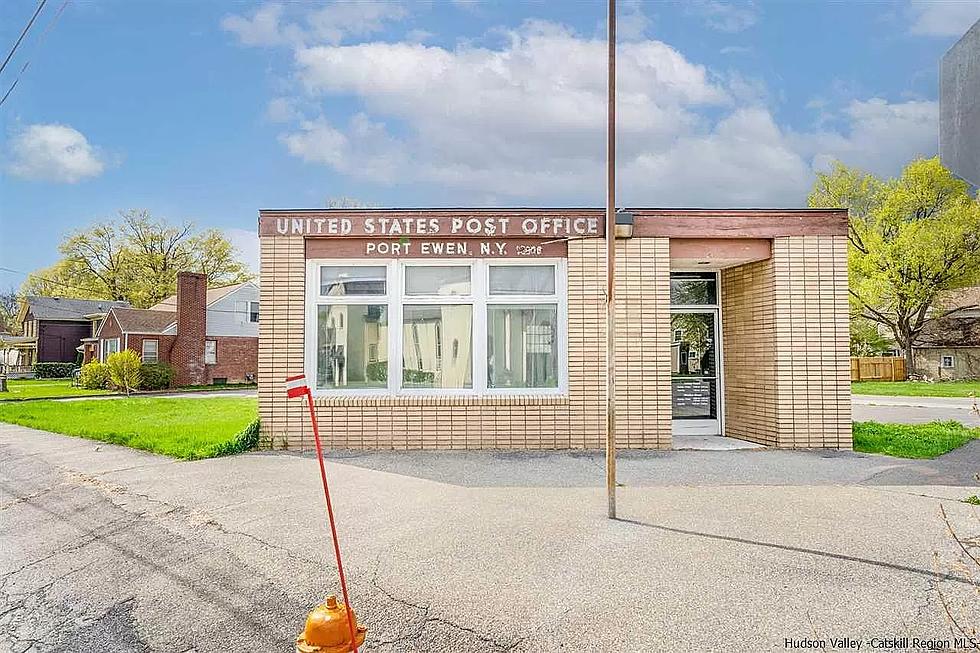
[{"xmin": 311, "ymin": 394, "xmax": 569, "ymax": 407}]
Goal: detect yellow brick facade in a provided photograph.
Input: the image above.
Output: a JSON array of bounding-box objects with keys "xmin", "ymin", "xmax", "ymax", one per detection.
[
  {"xmin": 259, "ymin": 231, "xmax": 850, "ymax": 450},
  {"xmin": 258, "ymin": 236, "xmax": 674, "ymax": 450},
  {"xmin": 721, "ymin": 235, "xmax": 852, "ymax": 449}
]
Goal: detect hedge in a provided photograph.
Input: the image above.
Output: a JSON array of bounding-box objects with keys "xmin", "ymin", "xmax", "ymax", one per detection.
[
  {"xmin": 33, "ymin": 362, "xmax": 77, "ymax": 379},
  {"xmin": 140, "ymin": 363, "xmax": 175, "ymax": 391}
]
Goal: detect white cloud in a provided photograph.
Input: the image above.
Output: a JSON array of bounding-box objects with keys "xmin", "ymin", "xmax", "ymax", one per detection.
[
  {"xmin": 795, "ymin": 98, "xmax": 939, "ymax": 177},
  {"xmin": 908, "ymin": 0, "xmax": 980, "ymax": 37},
  {"xmin": 225, "ymin": 228, "xmax": 260, "ymax": 272},
  {"xmin": 221, "ymin": 4, "xmax": 301, "ymax": 47},
  {"xmin": 265, "ymin": 97, "xmax": 302, "ymax": 123},
  {"xmin": 307, "ymin": 1, "xmax": 406, "ymax": 44},
  {"xmin": 229, "ymin": 10, "xmax": 939, "ymax": 206},
  {"xmin": 688, "ymin": 1, "xmax": 760, "ymax": 33},
  {"xmin": 5, "ymin": 123, "xmax": 106, "ymax": 183},
  {"xmin": 221, "ymin": 1, "xmax": 406, "ymax": 47},
  {"xmin": 719, "ymin": 45, "xmax": 752, "ymax": 55},
  {"xmin": 618, "ymin": 0, "xmax": 653, "ymax": 42}
]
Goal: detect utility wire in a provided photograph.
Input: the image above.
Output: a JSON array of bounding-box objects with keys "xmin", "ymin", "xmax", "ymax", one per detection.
[
  {"xmin": 0, "ymin": 266, "xmax": 259, "ymax": 318},
  {"xmin": 0, "ymin": 0, "xmax": 69, "ymax": 109},
  {"xmin": 0, "ymin": 0, "xmax": 48, "ymax": 78}
]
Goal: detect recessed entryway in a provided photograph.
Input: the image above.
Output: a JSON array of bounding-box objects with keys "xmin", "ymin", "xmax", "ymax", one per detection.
[{"xmin": 670, "ymin": 271, "xmax": 723, "ymax": 437}]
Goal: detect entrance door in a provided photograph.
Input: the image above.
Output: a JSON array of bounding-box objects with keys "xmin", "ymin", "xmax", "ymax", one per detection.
[{"xmin": 669, "ymin": 272, "xmax": 722, "ymax": 436}]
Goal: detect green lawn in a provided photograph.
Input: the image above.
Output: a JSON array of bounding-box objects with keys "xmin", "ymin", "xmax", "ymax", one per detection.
[
  {"xmin": 852, "ymin": 380, "xmax": 980, "ymax": 398},
  {"xmin": 853, "ymin": 420, "xmax": 980, "ymax": 459},
  {"xmin": 0, "ymin": 378, "xmax": 114, "ymax": 401},
  {"xmin": 0, "ymin": 397, "xmax": 259, "ymax": 459}
]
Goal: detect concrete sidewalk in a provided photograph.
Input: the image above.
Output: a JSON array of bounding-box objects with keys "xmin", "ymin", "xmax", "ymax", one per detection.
[{"xmin": 2, "ymin": 424, "xmax": 978, "ymax": 652}]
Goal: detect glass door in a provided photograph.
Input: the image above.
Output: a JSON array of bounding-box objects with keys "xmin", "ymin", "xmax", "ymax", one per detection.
[{"xmin": 670, "ymin": 272, "xmax": 722, "ymax": 436}]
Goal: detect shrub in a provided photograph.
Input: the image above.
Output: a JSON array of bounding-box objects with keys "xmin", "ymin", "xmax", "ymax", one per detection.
[
  {"xmin": 78, "ymin": 361, "xmax": 110, "ymax": 389},
  {"xmin": 33, "ymin": 362, "xmax": 77, "ymax": 379},
  {"xmin": 106, "ymin": 350, "xmax": 143, "ymax": 394},
  {"xmin": 204, "ymin": 419, "xmax": 260, "ymax": 459},
  {"xmin": 366, "ymin": 360, "xmax": 387, "ymax": 383},
  {"xmin": 140, "ymin": 363, "xmax": 175, "ymax": 391}
]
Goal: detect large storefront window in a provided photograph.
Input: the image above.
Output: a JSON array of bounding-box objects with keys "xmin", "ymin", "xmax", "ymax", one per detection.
[
  {"xmin": 308, "ymin": 260, "xmax": 565, "ymax": 395},
  {"xmin": 487, "ymin": 305, "xmax": 558, "ymax": 389},
  {"xmin": 316, "ymin": 304, "xmax": 389, "ymax": 389}
]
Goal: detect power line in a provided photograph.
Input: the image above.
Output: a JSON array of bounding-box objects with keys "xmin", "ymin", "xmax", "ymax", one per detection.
[
  {"xmin": 0, "ymin": 266, "xmax": 259, "ymax": 318},
  {"xmin": 0, "ymin": 0, "xmax": 68, "ymax": 109},
  {"xmin": 0, "ymin": 0, "xmax": 48, "ymax": 78}
]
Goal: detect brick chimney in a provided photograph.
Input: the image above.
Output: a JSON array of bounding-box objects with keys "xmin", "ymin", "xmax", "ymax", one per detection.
[{"xmin": 172, "ymin": 272, "xmax": 208, "ymax": 386}]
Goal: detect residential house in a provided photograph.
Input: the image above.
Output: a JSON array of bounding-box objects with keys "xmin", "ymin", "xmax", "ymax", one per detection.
[
  {"xmin": 16, "ymin": 297, "xmax": 130, "ymax": 367},
  {"xmin": 912, "ymin": 286, "xmax": 980, "ymax": 380},
  {"xmin": 94, "ymin": 272, "xmax": 259, "ymax": 385}
]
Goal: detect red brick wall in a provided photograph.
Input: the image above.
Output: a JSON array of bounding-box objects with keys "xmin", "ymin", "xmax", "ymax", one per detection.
[
  {"xmin": 125, "ymin": 334, "xmax": 176, "ymax": 367},
  {"xmin": 172, "ymin": 272, "xmax": 208, "ymax": 385},
  {"xmin": 205, "ymin": 336, "xmax": 258, "ymax": 384},
  {"xmin": 98, "ymin": 312, "xmax": 122, "ymax": 339}
]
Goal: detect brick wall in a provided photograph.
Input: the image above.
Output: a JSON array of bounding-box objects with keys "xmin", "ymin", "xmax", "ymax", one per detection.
[
  {"xmin": 125, "ymin": 334, "xmax": 176, "ymax": 366},
  {"xmin": 772, "ymin": 236, "xmax": 852, "ymax": 449},
  {"xmin": 723, "ymin": 236, "xmax": 851, "ymax": 449},
  {"xmin": 615, "ymin": 238, "xmax": 672, "ymax": 448},
  {"xmin": 98, "ymin": 312, "xmax": 123, "ymax": 341},
  {"xmin": 205, "ymin": 336, "xmax": 258, "ymax": 383},
  {"xmin": 258, "ymin": 236, "xmax": 673, "ymax": 450},
  {"xmin": 258, "ymin": 233, "xmax": 848, "ymax": 450},
  {"xmin": 172, "ymin": 272, "xmax": 207, "ymax": 386}
]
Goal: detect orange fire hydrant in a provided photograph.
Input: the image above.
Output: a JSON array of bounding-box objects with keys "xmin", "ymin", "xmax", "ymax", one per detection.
[{"xmin": 295, "ymin": 595, "xmax": 367, "ymax": 653}]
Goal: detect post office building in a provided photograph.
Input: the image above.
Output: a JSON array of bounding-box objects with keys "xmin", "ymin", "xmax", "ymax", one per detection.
[{"xmin": 257, "ymin": 208, "xmax": 850, "ymax": 451}]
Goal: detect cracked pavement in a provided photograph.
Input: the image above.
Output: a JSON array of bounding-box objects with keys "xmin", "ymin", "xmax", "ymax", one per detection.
[{"xmin": 1, "ymin": 423, "xmax": 978, "ymax": 652}]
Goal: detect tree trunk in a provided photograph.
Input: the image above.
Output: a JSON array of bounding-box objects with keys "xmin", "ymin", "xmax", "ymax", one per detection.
[{"xmin": 898, "ymin": 331, "xmax": 916, "ymax": 377}]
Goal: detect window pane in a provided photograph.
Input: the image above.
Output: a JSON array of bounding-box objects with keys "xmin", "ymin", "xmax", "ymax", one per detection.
[
  {"xmin": 402, "ymin": 305, "xmax": 472, "ymax": 389},
  {"xmin": 405, "ymin": 266, "xmax": 471, "ymax": 296},
  {"xmin": 320, "ymin": 266, "xmax": 386, "ymax": 296},
  {"xmin": 670, "ymin": 272, "xmax": 717, "ymax": 305},
  {"xmin": 249, "ymin": 301, "xmax": 260, "ymax": 322},
  {"xmin": 317, "ymin": 305, "xmax": 388, "ymax": 389},
  {"xmin": 487, "ymin": 305, "xmax": 558, "ymax": 389},
  {"xmin": 489, "ymin": 265, "xmax": 555, "ymax": 295},
  {"xmin": 142, "ymin": 340, "xmax": 158, "ymax": 364}
]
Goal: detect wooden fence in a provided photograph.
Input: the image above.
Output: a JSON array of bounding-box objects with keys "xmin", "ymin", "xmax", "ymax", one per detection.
[{"xmin": 850, "ymin": 357, "xmax": 907, "ymax": 382}]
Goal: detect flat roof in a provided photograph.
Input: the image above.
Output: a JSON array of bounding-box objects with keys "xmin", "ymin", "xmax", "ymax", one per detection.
[{"xmin": 258, "ymin": 207, "xmax": 848, "ymax": 238}]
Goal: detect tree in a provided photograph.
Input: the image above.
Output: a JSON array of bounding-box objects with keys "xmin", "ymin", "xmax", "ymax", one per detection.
[
  {"xmin": 849, "ymin": 317, "xmax": 895, "ymax": 357},
  {"xmin": 23, "ymin": 210, "xmax": 254, "ymax": 308},
  {"xmin": 106, "ymin": 350, "xmax": 142, "ymax": 395},
  {"xmin": 21, "ymin": 260, "xmax": 106, "ymax": 300},
  {"xmin": 809, "ymin": 158, "xmax": 980, "ymax": 373},
  {"xmin": 0, "ymin": 288, "xmax": 21, "ymax": 334}
]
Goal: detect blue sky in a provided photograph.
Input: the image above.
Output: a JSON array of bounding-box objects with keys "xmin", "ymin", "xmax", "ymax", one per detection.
[{"xmin": 1, "ymin": 0, "xmax": 978, "ymax": 281}]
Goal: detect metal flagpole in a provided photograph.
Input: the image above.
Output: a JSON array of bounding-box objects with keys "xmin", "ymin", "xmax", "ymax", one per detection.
[{"xmin": 605, "ymin": 0, "xmax": 617, "ymax": 520}]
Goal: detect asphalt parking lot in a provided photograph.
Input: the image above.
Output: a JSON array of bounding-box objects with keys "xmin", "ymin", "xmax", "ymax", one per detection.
[{"xmin": 2, "ymin": 424, "xmax": 978, "ymax": 652}]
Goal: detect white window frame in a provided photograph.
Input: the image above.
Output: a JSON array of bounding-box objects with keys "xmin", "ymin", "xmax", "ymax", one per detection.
[
  {"xmin": 305, "ymin": 258, "xmax": 568, "ymax": 397},
  {"xmin": 101, "ymin": 337, "xmax": 120, "ymax": 362},
  {"xmin": 941, "ymin": 354, "xmax": 955, "ymax": 369},
  {"xmin": 205, "ymin": 340, "xmax": 217, "ymax": 365},
  {"xmin": 141, "ymin": 339, "xmax": 159, "ymax": 364},
  {"xmin": 249, "ymin": 301, "xmax": 260, "ymax": 323}
]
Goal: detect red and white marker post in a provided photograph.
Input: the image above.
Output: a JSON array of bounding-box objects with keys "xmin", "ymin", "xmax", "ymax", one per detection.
[{"xmin": 286, "ymin": 374, "xmax": 359, "ymax": 653}]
